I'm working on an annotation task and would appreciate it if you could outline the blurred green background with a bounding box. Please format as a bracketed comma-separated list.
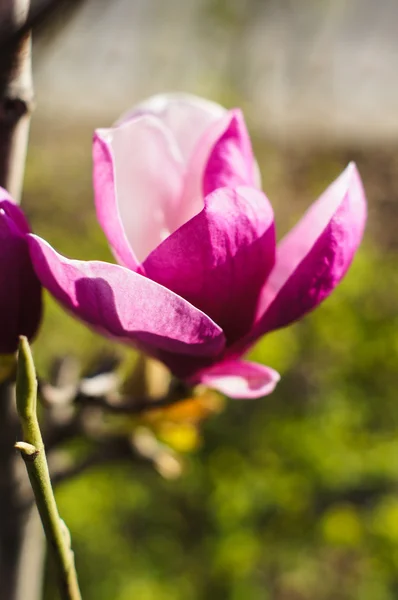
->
[23, 1, 398, 598]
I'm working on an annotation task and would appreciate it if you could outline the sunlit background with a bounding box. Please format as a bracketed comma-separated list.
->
[23, 1, 398, 598]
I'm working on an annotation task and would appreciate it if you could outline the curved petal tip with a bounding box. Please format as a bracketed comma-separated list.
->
[244, 161, 367, 345]
[196, 359, 280, 399]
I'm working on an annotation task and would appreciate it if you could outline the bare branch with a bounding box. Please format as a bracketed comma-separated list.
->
[42, 389, 191, 451]
[50, 437, 149, 489]
[41, 364, 193, 451]
[0, 0, 33, 200]
[75, 386, 192, 415]
[0, 0, 86, 50]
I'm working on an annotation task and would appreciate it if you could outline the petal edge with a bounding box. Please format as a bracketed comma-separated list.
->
[195, 359, 280, 399]
[28, 235, 226, 359]
[240, 162, 367, 349]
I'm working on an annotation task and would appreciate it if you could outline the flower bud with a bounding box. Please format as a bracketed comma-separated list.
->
[0, 193, 42, 354]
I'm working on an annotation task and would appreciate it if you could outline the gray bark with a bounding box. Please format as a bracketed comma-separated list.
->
[0, 2, 45, 599]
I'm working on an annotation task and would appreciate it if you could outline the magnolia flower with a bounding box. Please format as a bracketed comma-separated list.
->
[0, 190, 42, 353]
[28, 94, 367, 399]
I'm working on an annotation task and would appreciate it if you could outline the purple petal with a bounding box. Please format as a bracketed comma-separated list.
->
[177, 109, 261, 228]
[93, 130, 138, 271]
[203, 109, 257, 196]
[116, 93, 226, 162]
[28, 235, 226, 359]
[174, 112, 234, 227]
[239, 163, 367, 348]
[93, 116, 184, 267]
[0, 195, 31, 234]
[143, 186, 275, 344]
[0, 198, 42, 353]
[195, 359, 280, 399]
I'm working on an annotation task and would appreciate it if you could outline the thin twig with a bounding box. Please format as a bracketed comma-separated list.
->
[75, 388, 191, 414]
[42, 375, 193, 451]
[50, 436, 148, 488]
[43, 391, 189, 451]
[15, 337, 82, 600]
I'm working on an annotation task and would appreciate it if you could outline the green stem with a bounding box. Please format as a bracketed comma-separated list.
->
[15, 337, 82, 600]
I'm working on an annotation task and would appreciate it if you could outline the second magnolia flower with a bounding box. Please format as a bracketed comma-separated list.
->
[27, 94, 367, 398]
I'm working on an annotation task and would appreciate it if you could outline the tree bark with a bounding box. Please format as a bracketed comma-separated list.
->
[0, 2, 44, 600]
[0, 383, 23, 600]
[0, 0, 34, 200]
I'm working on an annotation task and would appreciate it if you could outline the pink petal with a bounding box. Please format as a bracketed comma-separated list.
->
[116, 93, 226, 163]
[176, 109, 261, 228]
[143, 186, 275, 344]
[28, 235, 226, 359]
[93, 116, 184, 267]
[240, 163, 367, 348]
[0, 195, 31, 234]
[195, 359, 280, 399]
[93, 132, 137, 270]
[0, 198, 42, 353]
[203, 109, 256, 196]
